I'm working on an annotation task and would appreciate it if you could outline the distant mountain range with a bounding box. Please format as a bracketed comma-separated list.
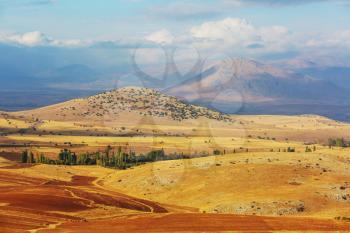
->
[1, 42, 350, 121]
[165, 58, 350, 121]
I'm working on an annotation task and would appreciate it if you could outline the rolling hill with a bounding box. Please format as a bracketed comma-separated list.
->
[13, 87, 230, 123]
[1, 86, 350, 142]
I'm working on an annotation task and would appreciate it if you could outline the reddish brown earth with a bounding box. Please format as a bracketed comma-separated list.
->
[0, 152, 21, 162]
[1, 164, 350, 232]
[0, 163, 36, 169]
[48, 213, 350, 233]
[0, 167, 168, 233]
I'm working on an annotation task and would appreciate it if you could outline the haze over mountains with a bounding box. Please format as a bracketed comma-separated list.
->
[168, 58, 350, 104]
[166, 58, 350, 121]
[1, 42, 350, 121]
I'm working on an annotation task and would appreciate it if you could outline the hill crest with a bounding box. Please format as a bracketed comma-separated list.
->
[13, 86, 231, 123]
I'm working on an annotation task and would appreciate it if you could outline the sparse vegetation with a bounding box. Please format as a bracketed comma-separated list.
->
[81, 87, 232, 122]
[328, 138, 350, 148]
[305, 146, 312, 152]
[20, 146, 223, 169]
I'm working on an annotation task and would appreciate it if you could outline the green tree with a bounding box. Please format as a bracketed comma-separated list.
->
[21, 150, 28, 163]
[305, 146, 312, 152]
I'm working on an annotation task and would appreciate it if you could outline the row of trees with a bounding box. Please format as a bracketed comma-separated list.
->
[20, 144, 321, 170]
[21, 150, 35, 163]
[21, 147, 180, 169]
[328, 138, 350, 148]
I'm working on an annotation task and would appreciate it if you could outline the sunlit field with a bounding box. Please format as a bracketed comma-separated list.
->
[2, 1, 350, 231]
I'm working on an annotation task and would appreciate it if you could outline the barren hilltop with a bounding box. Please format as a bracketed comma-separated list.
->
[14, 87, 230, 123]
[0, 86, 349, 142]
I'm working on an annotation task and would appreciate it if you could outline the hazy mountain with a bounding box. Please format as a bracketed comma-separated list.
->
[2, 42, 350, 122]
[298, 66, 350, 91]
[166, 58, 350, 121]
[0, 89, 100, 112]
[35, 64, 101, 90]
[0, 43, 131, 109]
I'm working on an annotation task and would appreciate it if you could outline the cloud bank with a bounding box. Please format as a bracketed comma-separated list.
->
[1, 16, 350, 66]
[0, 31, 86, 47]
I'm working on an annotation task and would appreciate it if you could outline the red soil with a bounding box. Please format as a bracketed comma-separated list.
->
[43, 213, 350, 233]
[1, 164, 350, 233]
[0, 163, 36, 169]
[0, 152, 21, 161]
[0, 170, 169, 232]
[44, 175, 96, 186]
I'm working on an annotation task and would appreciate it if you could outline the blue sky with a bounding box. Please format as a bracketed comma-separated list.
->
[1, 0, 349, 39]
[0, 0, 350, 67]
[2, 0, 350, 112]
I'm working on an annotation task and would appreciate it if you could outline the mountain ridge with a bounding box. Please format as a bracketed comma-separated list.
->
[166, 58, 350, 118]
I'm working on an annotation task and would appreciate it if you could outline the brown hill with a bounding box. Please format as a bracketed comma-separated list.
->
[13, 87, 230, 124]
[3, 86, 350, 141]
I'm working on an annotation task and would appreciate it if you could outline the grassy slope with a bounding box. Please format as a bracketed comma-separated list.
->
[1, 87, 350, 220]
[101, 148, 350, 218]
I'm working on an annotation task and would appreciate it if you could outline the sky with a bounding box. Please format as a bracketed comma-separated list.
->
[0, 0, 350, 66]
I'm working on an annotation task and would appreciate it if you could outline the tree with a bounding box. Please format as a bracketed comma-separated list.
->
[21, 151, 28, 163]
[147, 149, 165, 161]
[115, 146, 124, 169]
[287, 147, 295, 152]
[58, 149, 66, 162]
[328, 138, 335, 148]
[336, 138, 345, 147]
[213, 149, 221, 155]
[328, 138, 349, 148]
[27, 151, 35, 163]
[71, 152, 77, 165]
[305, 146, 312, 152]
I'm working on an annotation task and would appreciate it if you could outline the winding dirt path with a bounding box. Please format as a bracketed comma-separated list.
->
[1, 164, 350, 232]
[0, 167, 171, 233]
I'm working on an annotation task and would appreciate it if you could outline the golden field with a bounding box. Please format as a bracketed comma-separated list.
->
[1, 88, 350, 232]
[1, 138, 350, 232]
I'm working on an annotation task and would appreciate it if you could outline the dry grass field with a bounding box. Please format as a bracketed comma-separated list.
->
[1, 88, 350, 232]
[102, 149, 350, 217]
[1, 145, 350, 232]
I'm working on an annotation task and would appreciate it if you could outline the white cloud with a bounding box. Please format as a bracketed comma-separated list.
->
[188, 18, 291, 54]
[1, 19, 349, 67]
[145, 29, 174, 45]
[139, 18, 295, 64]
[190, 18, 256, 43]
[305, 30, 350, 49]
[0, 31, 86, 47]
[259, 26, 289, 42]
[52, 39, 85, 47]
[8, 31, 49, 46]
